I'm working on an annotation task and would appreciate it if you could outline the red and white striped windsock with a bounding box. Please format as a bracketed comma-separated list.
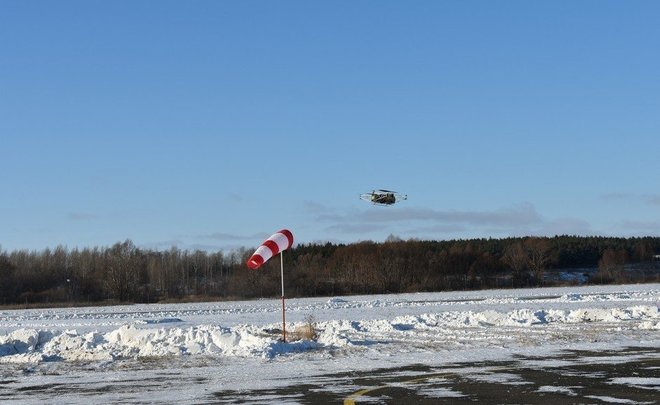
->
[246, 229, 294, 269]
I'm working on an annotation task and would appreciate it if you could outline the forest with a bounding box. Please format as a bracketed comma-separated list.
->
[0, 235, 659, 306]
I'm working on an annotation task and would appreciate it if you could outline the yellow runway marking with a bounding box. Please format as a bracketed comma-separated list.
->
[344, 387, 382, 405]
[343, 374, 446, 404]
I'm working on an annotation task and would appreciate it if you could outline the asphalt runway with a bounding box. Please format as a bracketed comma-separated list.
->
[2, 347, 657, 404]
[213, 347, 659, 404]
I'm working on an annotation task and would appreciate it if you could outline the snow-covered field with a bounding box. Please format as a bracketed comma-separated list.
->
[1, 283, 658, 404]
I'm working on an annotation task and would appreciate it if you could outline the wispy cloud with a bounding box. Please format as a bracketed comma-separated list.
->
[307, 201, 551, 238]
[227, 193, 244, 203]
[356, 203, 543, 226]
[601, 192, 660, 207]
[67, 212, 99, 222]
[645, 195, 660, 206]
[303, 201, 328, 214]
[615, 220, 660, 235]
[142, 239, 186, 250]
[201, 232, 266, 241]
[403, 223, 468, 236]
[601, 192, 634, 201]
[325, 223, 388, 234]
[140, 239, 246, 252]
[533, 217, 595, 236]
[318, 203, 540, 226]
[153, 231, 273, 253]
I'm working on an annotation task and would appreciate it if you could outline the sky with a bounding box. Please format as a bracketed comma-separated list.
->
[1, 0, 659, 253]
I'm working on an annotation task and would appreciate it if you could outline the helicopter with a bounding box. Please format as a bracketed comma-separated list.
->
[359, 189, 408, 206]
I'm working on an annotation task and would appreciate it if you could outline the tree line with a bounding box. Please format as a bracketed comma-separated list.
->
[0, 235, 658, 306]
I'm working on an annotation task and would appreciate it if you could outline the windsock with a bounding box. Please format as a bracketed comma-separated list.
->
[247, 229, 294, 269]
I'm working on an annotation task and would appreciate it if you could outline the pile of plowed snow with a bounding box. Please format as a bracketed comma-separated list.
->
[1, 300, 657, 364]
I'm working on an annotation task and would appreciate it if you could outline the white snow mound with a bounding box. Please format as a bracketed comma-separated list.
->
[1, 303, 657, 365]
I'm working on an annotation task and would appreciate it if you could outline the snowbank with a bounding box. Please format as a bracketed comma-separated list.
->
[1, 300, 657, 364]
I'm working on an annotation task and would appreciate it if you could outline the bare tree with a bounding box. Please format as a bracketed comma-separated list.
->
[0, 253, 16, 304]
[105, 240, 139, 301]
[598, 248, 627, 283]
[525, 238, 553, 285]
[502, 241, 528, 286]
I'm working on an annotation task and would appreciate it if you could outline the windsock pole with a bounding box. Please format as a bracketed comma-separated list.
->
[246, 229, 293, 343]
[280, 251, 286, 343]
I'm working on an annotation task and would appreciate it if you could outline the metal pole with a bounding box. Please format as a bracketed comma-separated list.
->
[280, 251, 286, 343]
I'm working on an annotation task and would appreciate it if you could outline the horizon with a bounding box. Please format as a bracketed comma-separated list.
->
[3, 233, 659, 255]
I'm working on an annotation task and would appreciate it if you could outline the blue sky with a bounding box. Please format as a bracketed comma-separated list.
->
[1, 0, 659, 252]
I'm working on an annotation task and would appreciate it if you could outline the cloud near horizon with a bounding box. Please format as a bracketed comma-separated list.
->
[307, 202, 588, 238]
[358, 203, 543, 226]
[613, 220, 660, 235]
[601, 192, 660, 207]
[201, 232, 268, 241]
[646, 195, 660, 206]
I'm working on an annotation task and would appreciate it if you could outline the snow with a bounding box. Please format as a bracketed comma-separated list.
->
[0, 283, 658, 403]
[609, 377, 660, 389]
[418, 386, 467, 398]
[585, 396, 655, 404]
[537, 385, 580, 396]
